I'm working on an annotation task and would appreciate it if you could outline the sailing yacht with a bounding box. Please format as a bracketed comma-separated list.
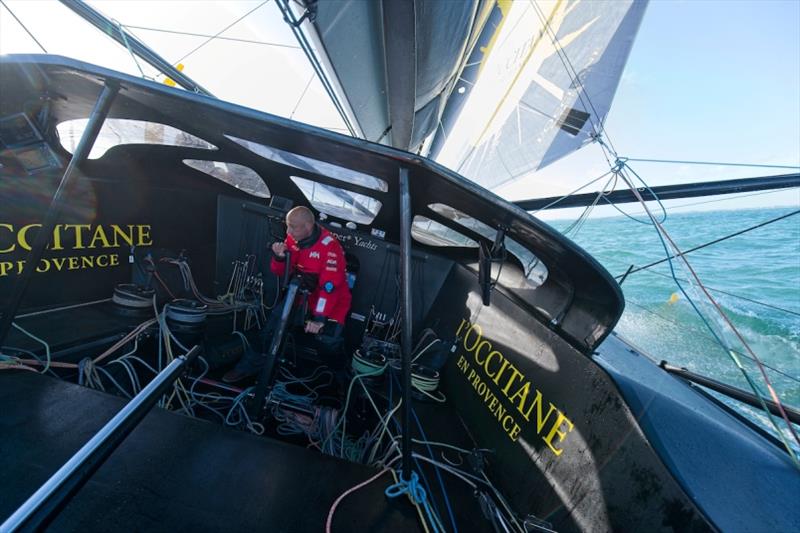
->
[1, 1, 798, 531]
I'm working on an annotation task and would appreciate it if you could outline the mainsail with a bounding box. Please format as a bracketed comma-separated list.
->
[435, 0, 648, 191]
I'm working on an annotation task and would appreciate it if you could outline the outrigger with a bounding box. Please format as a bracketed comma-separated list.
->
[0, 51, 798, 532]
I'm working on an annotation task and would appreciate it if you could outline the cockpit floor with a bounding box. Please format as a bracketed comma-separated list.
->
[0, 372, 421, 532]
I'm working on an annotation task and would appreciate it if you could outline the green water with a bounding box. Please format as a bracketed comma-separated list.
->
[548, 207, 800, 445]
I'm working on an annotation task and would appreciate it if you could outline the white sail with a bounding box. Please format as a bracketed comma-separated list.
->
[436, 0, 648, 191]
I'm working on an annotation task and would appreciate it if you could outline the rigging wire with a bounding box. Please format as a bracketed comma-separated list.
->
[275, 0, 358, 138]
[527, 169, 615, 215]
[172, 0, 270, 66]
[523, 0, 800, 457]
[0, 0, 48, 53]
[528, 0, 618, 154]
[603, 232, 800, 316]
[616, 165, 800, 458]
[121, 23, 300, 49]
[623, 187, 800, 215]
[636, 269, 800, 319]
[624, 158, 800, 170]
[289, 74, 315, 119]
[113, 19, 152, 81]
[624, 299, 800, 385]
[618, 209, 800, 279]
[533, 0, 799, 441]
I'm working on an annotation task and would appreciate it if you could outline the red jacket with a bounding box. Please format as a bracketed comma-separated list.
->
[270, 226, 352, 324]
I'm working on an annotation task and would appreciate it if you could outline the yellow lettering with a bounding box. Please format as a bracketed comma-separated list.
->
[0, 224, 15, 253]
[488, 397, 499, 412]
[509, 381, 531, 416]
[52, 258, 67, 271]
[523, 389, 558, 432]
[463, 324, 482, 352]
[111, 225, 135, 247]
[469, 370, 481, 388]
[501, 366, 524, 395]
[81, 256, 95, 268]
[0, 261, 12, 276]
[96, 254, 109, 267]
[474, 339, 492, 364]
[65, 224, 91, 249]
[508, 423, 521, 441]
[136, 225, 153, 246]
[456, 318, 469, 337]
[16, 260, 24, 274]
[35, 259, 51, 273]
[543, 413, 574, 456]
[68, 257, 80, 270]
[484, 350, 503, 379]
[492, 358, 511, 386]
[88, 226, 111, 249]
[18, 223, 42, 251]
[50, 225, 64, 251]
[109, 254, 119, 266]
[501, 414, 514, 432]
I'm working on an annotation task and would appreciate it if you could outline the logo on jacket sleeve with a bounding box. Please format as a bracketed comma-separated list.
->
[309, 251, 320, 259]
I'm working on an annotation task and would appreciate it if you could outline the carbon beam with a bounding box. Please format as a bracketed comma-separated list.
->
[514, 173, 800, 211]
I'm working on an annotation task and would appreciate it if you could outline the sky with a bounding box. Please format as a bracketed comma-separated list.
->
[495, 0, 800, 219]
[1, 0, 798, 220]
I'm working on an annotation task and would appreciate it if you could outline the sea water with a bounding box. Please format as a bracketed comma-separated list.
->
[548, 207, 800, 447]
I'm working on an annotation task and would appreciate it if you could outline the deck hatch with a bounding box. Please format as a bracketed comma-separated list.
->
[57, 119, 217, 159]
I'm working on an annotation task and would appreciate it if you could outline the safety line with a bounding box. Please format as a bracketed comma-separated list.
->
[173, 0, 270, 65]
[625, 158, 800, 170]
[617, 168, 800, 454]
[636, 269, 800, 319]
[122, 23, 300, 49]
[622, 187, 800, 214]
[625, 299, 800, 385]
[619, 209, 800, 278]
[0, 0, 48, 53]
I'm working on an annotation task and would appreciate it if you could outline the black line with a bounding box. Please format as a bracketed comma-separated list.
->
[0, 0, 48, 53]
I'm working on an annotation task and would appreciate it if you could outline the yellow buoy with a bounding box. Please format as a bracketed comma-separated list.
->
[668, 292, 679, 305]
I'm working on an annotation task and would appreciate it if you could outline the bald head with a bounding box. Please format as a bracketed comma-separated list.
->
[286, 206, 316, 241]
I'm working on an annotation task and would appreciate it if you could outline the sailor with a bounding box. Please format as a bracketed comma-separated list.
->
[223, 206, 352, 383]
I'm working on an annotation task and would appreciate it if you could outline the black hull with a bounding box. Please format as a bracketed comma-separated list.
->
[1, 56, 797, 532]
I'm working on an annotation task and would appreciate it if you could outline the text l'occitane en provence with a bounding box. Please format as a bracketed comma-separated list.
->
[454, 319, 574, 456]
[0, 223, 153, 277]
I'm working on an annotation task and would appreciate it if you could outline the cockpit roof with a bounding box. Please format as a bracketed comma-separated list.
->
[0, 54, 624, 353]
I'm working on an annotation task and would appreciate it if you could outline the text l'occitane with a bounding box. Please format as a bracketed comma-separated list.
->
[0, 223, 153, 277]
[455, 319, 574, 456]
